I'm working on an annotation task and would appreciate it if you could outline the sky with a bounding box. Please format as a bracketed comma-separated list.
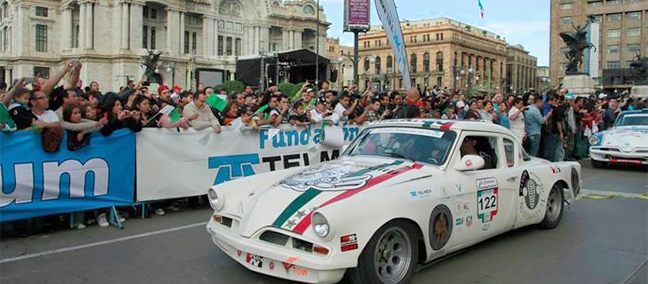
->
[319, 0, 550, 66]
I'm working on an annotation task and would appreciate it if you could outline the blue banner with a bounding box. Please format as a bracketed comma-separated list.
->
[0, 130, 136, 222]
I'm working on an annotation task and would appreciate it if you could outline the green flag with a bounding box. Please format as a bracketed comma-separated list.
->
[207, 94, 228, 112]
[169, 109, 180, 123]
[254, 104, 269, 116]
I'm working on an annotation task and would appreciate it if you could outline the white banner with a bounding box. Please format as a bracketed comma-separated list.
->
[375, 0, 411, 90]
[135, 125, 364, 201]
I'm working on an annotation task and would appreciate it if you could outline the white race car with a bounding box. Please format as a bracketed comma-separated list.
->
[206, 119, 581, 284]
[589, 109, 648, 168]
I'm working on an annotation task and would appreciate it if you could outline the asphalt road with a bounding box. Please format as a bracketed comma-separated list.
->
[1, 160, 646, 284]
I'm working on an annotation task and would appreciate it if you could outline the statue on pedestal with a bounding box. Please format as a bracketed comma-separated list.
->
[142, 49, 164, 85]
[629, 53, 648, 85]
[559, 15, 597, 75]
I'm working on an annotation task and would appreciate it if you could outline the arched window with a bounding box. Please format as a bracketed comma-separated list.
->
[364, 57, 370, 72]
[423, 52, 430, 73]
[410, 54, 417, 73]
[436, 51, 444, 72]
[386, 55, 393, 73]
[375, 56, 381, 74]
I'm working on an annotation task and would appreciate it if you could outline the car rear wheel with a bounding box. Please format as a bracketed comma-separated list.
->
[591, 159, 606, 168]
[539, 184, 564, 229]
[346, 220, 419, 284]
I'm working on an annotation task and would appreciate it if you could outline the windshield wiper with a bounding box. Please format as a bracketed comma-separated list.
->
[387, 152, 416, 163]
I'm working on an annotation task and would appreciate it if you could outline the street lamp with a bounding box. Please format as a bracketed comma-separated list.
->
[165, 62, 176, 87]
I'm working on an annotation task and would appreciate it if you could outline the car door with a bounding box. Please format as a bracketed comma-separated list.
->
[447, 132, 517, 246]
[498, 136, 529, 229]
[513, 139, 554, 229]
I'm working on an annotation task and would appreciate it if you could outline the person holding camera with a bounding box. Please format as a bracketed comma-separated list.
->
[508, 98, 526, 142]
[309, 97, 340, 125]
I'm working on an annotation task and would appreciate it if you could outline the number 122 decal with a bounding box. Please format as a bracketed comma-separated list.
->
[477, 188, 498, 223]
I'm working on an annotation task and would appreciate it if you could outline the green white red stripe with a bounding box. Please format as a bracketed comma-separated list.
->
[291, 163, 424, 234]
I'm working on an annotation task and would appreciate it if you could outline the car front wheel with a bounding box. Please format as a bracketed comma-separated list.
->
[346, 220, 419, 284]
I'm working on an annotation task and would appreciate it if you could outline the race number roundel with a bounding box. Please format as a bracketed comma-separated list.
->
[429, 205, 453, 250]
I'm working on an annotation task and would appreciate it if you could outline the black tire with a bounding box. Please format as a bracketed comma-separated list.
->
[591, 159, 606, 168]
[345, 220, 419, 284]
[539, 184, 564, 229]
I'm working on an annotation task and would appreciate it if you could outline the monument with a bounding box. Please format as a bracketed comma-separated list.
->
[142, 50, 164, 86]
[559, 15, 597, 97]
[629, 53, 648, 98]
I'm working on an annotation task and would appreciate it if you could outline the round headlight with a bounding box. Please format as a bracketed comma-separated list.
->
[311, 212, 330, 238]
[588, 135, 599, 146]
[207, 188, 223, 211]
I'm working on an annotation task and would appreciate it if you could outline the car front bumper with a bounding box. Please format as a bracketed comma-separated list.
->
[206, 217, 347, 284]
[590, 148, 648, 165]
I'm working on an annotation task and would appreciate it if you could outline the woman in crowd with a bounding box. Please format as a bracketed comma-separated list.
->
[464, 100, 481, 121]
[441, 102, 457, 120]
[496, 102, 510, 129]
[100, 93, 143, 136]
[222, 101, 240, 126]
[63, 105, 91, 151]
[132, 95, 158, 127]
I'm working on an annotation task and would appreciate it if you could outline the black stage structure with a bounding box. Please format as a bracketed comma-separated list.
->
[236, 49, 329, 89]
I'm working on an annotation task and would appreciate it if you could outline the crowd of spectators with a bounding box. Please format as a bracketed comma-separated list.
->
[1, 60, 646, 234]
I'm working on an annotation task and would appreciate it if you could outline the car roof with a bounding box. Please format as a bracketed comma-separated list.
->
[365, 119, 515, 136]
[619, 109, 648, 116]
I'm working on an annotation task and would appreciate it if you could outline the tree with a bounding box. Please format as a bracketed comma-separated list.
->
[277, 82, 296, 98]
[216, 80, 245, 93]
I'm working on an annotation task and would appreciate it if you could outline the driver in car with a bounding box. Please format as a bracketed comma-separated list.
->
[460, 136, 495, 169]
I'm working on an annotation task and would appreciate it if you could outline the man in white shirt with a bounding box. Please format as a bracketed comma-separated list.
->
[309, 97, 340, 125]
[508, 98, 526, 142]
[333, 93, 358, 122]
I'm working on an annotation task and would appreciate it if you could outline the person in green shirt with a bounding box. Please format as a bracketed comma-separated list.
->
[0, 78, 26, 133]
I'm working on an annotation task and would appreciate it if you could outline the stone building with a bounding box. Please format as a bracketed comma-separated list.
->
[357, 17, 509, 95]
[0, 0, 328, 91]
[506, 44, 538, 94]
[325, 37, 353, 88]
[550, 0, 648, 87]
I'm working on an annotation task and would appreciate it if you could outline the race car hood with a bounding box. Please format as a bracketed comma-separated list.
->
[234, 156, 434, 238]
[602, 127, 648, 152]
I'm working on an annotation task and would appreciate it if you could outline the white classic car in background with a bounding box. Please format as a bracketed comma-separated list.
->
[589, 109, 648, 168]
[206, 119, 581, 284]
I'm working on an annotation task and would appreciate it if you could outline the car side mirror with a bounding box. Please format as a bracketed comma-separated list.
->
[455, 155, 485, 171]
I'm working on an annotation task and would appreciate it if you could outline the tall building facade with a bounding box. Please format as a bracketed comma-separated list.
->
[550, 0, 648, 88]
[358, 17, 509, 94]
[325, 37, 353, 87]
[0, 0, 328, 91]
[506, 44, 538, 94]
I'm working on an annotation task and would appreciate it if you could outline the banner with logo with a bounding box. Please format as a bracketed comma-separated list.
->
[0, 130, 136, 222]
[135, 125, 364, 202]
[375, 0, 411, 90]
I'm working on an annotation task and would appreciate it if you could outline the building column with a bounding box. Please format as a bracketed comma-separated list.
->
[78, 3, 86, 50]
[253, 26, 260, 54]
[166, 8, 180, 56]
[203, 15, 215, 57]
[213, 19, 218, 57]
[120, 3, 130, 50]
[289, 30, 295, 50]
[84, 2, 94, 50]
[245, 26, 252, 55]
[294, 30, 302, 49]
[179, 12, 185, 54]
[129, 3, 143, 50]
[260, 26, 269, 52]
[61, 6, 73, 49]
[282, 29, 289, 50]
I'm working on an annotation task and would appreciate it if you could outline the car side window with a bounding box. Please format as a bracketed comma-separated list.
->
[503, 138, 515, 167]
[460, 135, 499, 170]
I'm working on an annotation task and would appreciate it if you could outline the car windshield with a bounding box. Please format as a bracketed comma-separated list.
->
[615, 114, 648, 127]
[345, 127, 457, 166]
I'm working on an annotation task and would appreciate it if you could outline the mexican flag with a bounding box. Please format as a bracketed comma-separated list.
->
[207, 94, 228, 112]
[478, 0, 485, 19]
